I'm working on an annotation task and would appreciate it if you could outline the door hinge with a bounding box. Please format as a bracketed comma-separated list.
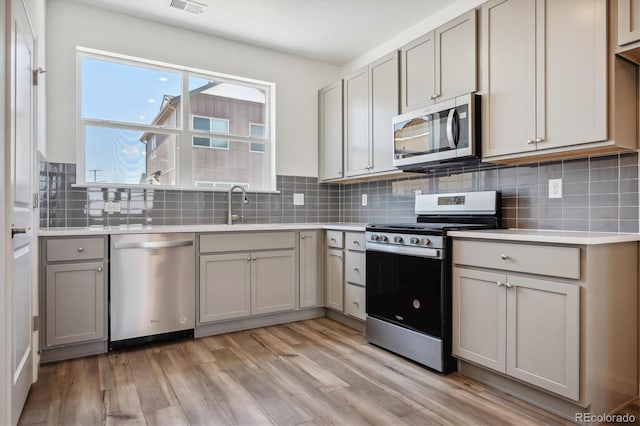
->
[33, 192, 38, 209]
[32, 315, 39, 332]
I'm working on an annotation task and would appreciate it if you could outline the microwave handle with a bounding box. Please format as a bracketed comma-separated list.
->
[446, 108, 459, 149]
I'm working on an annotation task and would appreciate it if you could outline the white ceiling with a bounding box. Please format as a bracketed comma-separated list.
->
[70, 0, 457, 66]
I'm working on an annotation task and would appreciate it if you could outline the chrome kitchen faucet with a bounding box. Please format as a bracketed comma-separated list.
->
[227, 185, 249, 224]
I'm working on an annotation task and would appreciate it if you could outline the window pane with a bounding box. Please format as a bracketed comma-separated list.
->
[81, 57, 181, 127]
[211, 138, 229, 149]
[188, 76, 266, 138]
[193, 116, 210, 131]
[85, 125, 176, 185]
[250, 142, 265, 153]
[250, 123, 265, 139]
[193, 136, 211, 147]
[211, 118, 229, 133]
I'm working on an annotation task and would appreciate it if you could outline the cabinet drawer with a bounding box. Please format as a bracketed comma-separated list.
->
[46, 237, 105, 262]
[345, 250, 366, 285]
[344, 283, 366, 320]
[345, 232, 365, 251]
[453, 240, 580, 280]
[200, 232, 295, 253]
[326, 230, 344, 248]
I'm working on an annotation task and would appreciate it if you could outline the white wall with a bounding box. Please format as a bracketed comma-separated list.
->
[340, 0, 486, 75]
[46, 0, 339, 177]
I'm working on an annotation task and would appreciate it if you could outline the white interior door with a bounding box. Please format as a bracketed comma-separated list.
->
[9, 0, 35, 423]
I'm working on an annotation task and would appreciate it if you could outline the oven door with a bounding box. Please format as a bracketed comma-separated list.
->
[366, 247, 444, 338]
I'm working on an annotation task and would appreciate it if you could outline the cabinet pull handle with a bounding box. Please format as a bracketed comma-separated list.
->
[353, 300, 359, 306]
[338, 255, 342, 260]
[97, 267, 103, 272]
[526, 139, 536, 144]
[505, 282, 514, 289]
[252, 257, 257, 261]
[353, 240, 360, 245]
[301, 235, 309, 239]
[247, 257, 251, 261]
[77, 247, 84, 252]
[330, 238, 336, 242]
[534, 138, 544, 143]
[353, 267, 359, 272]
[501, 254, 509, 260]
[497, 281, 505, 287]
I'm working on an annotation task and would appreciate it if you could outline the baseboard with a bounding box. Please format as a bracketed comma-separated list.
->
[325, 309, 365, 332]
[40, 340, 108, 363]
[195, 307, 326, 337]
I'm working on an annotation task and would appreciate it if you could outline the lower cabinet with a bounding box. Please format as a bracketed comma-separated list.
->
[451, 237, 638, 418]
[325, 248, 344, 311]
[200, 249, 296, 322]
[299, 231, 322, 308]
[452, 266, 579, 400]
[41, 236, 108, 362]
[45, 262, 106, 346]
[198, 232, 298, 325]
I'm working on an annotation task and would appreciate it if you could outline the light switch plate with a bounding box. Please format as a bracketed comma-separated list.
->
[293, 193, 304, 206]
[549, 179, 562, 199]
[362, 194, 368, 206]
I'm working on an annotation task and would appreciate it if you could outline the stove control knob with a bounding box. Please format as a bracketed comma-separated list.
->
[380, 235, 389, 242]
[394, 236, 404, 244]
[370, 234, 379, 241]
[409, 237, 420, 245]
[422, 238, 431, 245]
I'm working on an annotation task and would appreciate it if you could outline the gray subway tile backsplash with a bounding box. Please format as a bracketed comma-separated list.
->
[39, 152, 639, 233]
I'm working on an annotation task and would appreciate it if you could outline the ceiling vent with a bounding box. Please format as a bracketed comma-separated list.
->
[169, 0, 206, 14]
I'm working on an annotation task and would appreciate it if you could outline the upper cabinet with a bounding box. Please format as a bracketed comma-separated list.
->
[616, 0, 640, 63]
[482, 0, 637, 162]
[344, 51, 399, 178]
[401, 10, 477, 112]
[318, 81, 343, 181]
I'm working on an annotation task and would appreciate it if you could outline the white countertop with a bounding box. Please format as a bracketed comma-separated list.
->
[38, 223, 368, 237]
[448, 228, 640, 245]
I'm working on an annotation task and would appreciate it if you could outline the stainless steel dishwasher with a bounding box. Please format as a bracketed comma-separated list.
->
[110, 233, 195, 346]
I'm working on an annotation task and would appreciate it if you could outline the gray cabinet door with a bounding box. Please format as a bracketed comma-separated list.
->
[319, 80, 343, 181]
[481, 0, 537, 157]
[300, 231, 322, 308]
[252, 249, 297, 315]
[506, 274, 580, 401]
[369, 51, 399, 174]
[45, 262, 105, 347]
[401, 31, 436, 112]
[199, 252, 252, 323]
[541, 0, 606, 150]
[452, 267, 506, 372]
[436, 9, 477, 103]
[344, 67, 371, 177]
[325, 248, 344, 311]
[618, 0, 640, 45]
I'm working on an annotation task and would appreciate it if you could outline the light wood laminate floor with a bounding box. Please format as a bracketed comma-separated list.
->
[16, 318, 628, 425]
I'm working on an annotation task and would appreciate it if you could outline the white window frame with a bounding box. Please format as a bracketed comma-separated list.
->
[76, 46, 277, 192]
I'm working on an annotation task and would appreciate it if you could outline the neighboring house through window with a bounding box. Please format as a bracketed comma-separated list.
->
[78, 47, 276, 190]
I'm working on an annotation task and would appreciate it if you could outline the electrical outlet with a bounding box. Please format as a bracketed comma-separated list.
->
[414, 190, 423, 195]
[362, 194, 368, 206]
[293, 193, 304, 206]
[549, 179, 563, 199]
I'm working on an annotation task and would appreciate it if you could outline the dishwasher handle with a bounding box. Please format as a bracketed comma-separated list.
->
[113, 239, 194, 250]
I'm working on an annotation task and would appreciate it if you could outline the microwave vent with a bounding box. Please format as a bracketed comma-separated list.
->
[169, 0, 206, 14]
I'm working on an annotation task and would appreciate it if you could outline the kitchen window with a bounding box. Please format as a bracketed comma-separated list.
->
[77, 47, 276, 191]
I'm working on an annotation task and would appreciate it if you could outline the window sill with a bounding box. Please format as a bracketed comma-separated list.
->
[71, 183, 281, 194]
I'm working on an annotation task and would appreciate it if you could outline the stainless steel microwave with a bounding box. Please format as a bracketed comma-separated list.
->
[392, 93, 479, 170]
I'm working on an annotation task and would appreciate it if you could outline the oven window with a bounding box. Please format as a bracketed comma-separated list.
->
[366, 250, 444, 337]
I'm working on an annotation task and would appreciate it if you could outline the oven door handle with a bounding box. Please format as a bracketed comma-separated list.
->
[366, 243, 441, 259]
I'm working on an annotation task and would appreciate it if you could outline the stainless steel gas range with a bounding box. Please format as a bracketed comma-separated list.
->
[365, 191, 501, 373]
